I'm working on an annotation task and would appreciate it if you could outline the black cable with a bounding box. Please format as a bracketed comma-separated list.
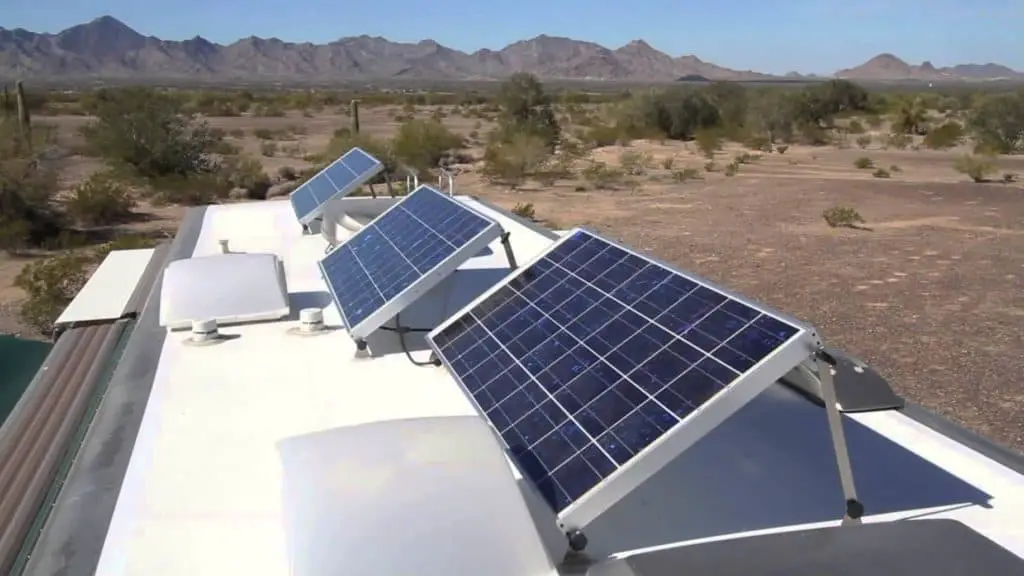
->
[393, 313, 439, 367]
[379, 325, 432, 333]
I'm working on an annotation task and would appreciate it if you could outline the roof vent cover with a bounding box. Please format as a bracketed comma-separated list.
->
[160, 252, 290, 330]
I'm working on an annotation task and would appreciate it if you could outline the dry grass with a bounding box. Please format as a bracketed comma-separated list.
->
[3, 106, 1024, 452]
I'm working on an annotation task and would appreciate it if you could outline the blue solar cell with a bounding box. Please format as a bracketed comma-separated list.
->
[341, 147, 380, 176]
[320, 186, 501, 338]
[290, 147, 384, 225]
[428, 229, 805, 516]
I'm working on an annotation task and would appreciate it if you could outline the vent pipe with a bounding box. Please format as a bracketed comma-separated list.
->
[298, 308, 325, 333]
[190, 319, 219, 342]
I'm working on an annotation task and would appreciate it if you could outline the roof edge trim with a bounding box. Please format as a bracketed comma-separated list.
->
[21, 206, 208, 576]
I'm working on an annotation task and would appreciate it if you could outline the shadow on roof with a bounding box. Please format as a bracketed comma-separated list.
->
[576, 384, 991, 556]
[365, 267, 514, 357]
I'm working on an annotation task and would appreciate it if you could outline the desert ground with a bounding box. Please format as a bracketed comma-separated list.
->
[3, 104, 1023, 450]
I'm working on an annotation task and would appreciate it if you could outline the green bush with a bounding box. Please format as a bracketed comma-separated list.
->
[481, 132, 550, 188]
[391, 119, 463, 172]
[872, 168, 891, 179]
[953, 154, 997, 183]
[14, 250, 95, 334]
[854, 156, 874, 169]
[581, 161, 623, 189]
[67, 171, 136, 225]
[855, 135, 872, 149]
[81, 87, 219, 179]
[823, 206, 865, 229]
[923, 122, 964, 150]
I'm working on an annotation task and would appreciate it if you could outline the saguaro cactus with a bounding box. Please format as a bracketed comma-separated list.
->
[15, 80, 32, 152]
[350, 99, 360, 134]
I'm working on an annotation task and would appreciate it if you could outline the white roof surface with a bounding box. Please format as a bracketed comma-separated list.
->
[88, 197, 1024, 575]
[55, 248, 155, 326]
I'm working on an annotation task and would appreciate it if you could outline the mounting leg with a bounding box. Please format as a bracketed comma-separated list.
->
[354, 339, 370, 359]
[815, 348, 863, 525]
[500, 232, 519, 270]
[566, 529, 588, 552]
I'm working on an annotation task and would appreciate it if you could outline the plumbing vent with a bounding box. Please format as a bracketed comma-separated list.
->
[160, 252, 290, 330]
[288, 308, 330, 337]
[184, 319, 226, 347]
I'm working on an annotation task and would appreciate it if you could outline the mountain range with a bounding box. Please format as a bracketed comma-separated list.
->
[0, 16, 1021, 83]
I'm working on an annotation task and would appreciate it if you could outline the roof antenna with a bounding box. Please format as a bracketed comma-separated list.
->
[815, 347, 865, 525]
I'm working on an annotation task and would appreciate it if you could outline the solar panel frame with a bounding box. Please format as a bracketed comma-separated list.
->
[290, 147, 385, 226]
[320, 185, 504, 341]
[425, 227, 820, 531]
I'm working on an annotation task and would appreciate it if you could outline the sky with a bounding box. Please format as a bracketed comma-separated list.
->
[4, 0, 1023, 75]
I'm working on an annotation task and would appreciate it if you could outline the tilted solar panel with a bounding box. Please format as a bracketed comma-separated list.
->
[427, 228, 819, 530]
[290, 147, 384, 226]
[319, 185, 503, 341]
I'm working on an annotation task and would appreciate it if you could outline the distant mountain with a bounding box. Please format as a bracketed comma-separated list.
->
[0, 17, 1019, 83]
[836, 53, 1023, 81]
[0, 17, 776, 82]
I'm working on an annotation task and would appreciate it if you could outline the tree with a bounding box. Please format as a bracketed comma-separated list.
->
[968, 92, 1024, 154]
[495, 73, 560, 148]
[391, 119, 463, 172]
[82, 87, 219, 178]
[892, 97, 929, 135]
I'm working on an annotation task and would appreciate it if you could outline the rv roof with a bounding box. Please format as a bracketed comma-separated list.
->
[17, 195, 1024, 576]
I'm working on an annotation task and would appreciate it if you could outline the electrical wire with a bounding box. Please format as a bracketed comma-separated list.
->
[393, 313, 439, 367]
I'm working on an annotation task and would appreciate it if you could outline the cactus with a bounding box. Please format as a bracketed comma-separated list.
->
[350, 99, 360, 134]
[15, 80, 31, 152]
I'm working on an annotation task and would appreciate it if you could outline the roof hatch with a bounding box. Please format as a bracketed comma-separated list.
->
[159, 252, 290, 330]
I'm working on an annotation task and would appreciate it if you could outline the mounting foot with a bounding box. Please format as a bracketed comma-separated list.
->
[354, 339, 370, 359]
[566, 529, 588, 552]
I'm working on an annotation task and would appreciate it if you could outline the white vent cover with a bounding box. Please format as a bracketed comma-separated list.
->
[159, 252, 290, 330]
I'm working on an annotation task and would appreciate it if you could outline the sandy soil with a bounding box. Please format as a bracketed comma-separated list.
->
[3, 107, 1023, 450]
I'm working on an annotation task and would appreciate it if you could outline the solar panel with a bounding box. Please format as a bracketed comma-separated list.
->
[426, 228, 819, 530]
[319, 185, 504, 341]
[290, 147, 385, 226]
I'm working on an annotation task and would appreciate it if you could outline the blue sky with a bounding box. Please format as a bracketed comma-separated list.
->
[4, 0, 1022, 74]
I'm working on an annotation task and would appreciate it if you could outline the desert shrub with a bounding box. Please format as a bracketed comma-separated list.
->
[581, 161, 623, 189]
[585, 123, 626, 147]
[511, 202, 536, 221]
[392, 119, 463, 172]
[884, 133, 912, 150]
[872, 168, 891, 179]
[219, 156, 271, 198]
[0, 147, 63, 253]
[661, 156, 675, 170]
[149, 173, 228, 205]
[67, 171, 136, 225]
[953, 154, 997, 183]
[81, 87, 218, 179]
[672, 168, 700, 182]
[277, 166, 298, 181]
[847, 119, 866, 134]
[853, 156, 874, 169]
[494, 73, 560, 149]
[253, 128, 273, 140]
[855, 135, 872, 149]
[775, 144, 789, 155]
[889, 164, 903, 173]
[260, 141, 277, 157]
[822, 206, 865, 229]
[1002, 172, 1017, 183]
[704, 160, 717, 172]
[967, 92, 1024, 154]
[14, 250, 95, 333]
[619, 150, 651, 176]
[694, 129, 721, 159]
[482, 132, 550, 188]
[724, 162, 739, 176]
[923, 122, 964, 150]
